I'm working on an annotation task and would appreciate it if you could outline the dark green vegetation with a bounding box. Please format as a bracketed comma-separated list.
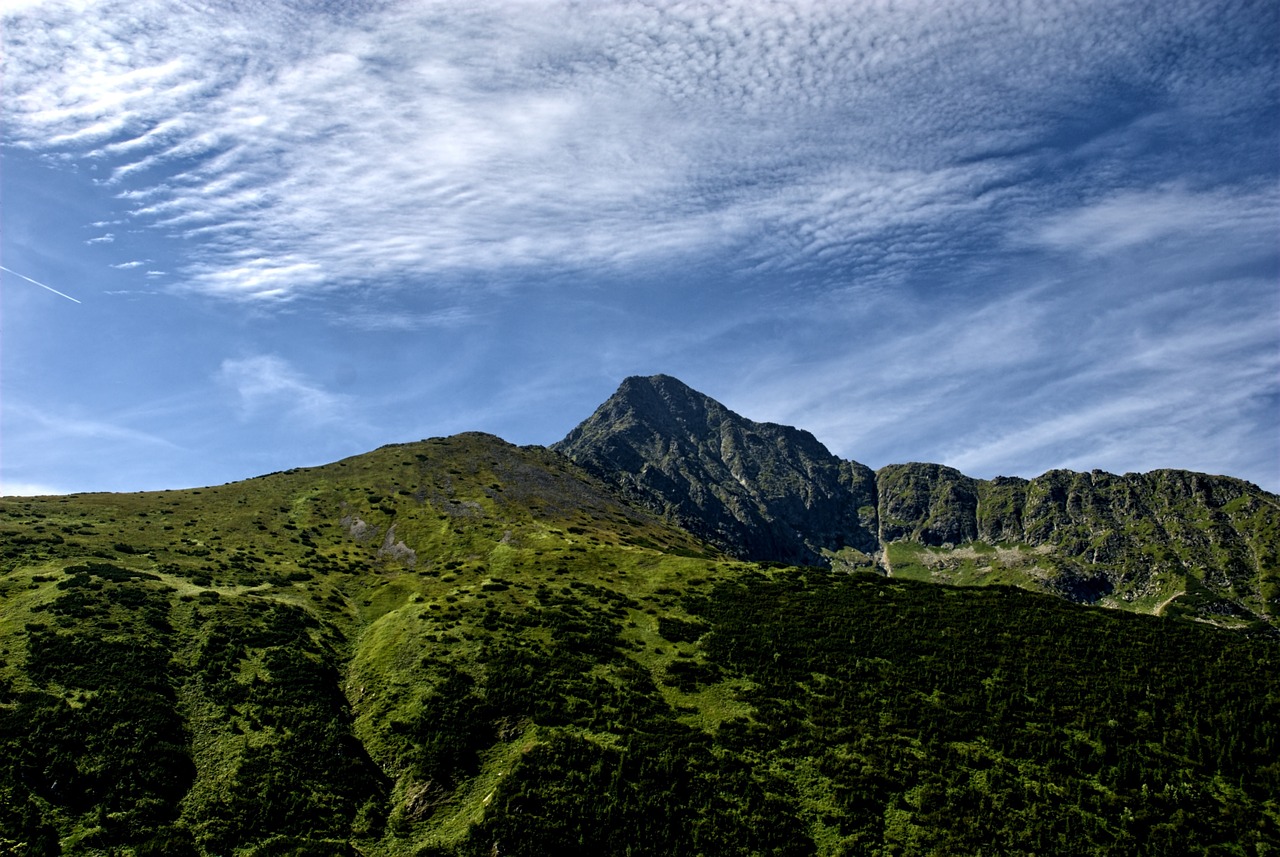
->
[1, 377, 1278, 855]
[694, 571, 1278, 854]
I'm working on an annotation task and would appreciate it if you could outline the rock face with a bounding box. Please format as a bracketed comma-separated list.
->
[878, 463, 1278, 615]
[553, 375, 878, 566]
[876, 463, 979, 546]
[556, 375, 1279, 628]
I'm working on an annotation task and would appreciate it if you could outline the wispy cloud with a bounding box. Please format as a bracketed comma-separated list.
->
[2, 0, 1275, 495]
[338, 306, 476, 332]
[218, 354, 347, 422]
[5, 0, 1273, 300]
[7, 401, 177, 447]
[1031, 182, 1279, 258]
[727, 265, 1279, 490]
[0, 481, 70, 497]
[0, 393, 217, 494]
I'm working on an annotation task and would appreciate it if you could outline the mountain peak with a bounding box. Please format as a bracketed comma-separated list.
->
[604, 373, 722, 421]
[554, 376, 879, 565]
[580, 374, 832, 456]
[593, 374, 717, 433]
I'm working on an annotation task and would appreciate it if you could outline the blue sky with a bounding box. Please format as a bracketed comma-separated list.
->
[2, 0, 1277, 496]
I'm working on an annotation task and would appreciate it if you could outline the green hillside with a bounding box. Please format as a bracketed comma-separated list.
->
[1, 432, 1277, 855]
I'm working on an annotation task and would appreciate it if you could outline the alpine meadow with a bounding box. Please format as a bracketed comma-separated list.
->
[1, 376, 1276, 856]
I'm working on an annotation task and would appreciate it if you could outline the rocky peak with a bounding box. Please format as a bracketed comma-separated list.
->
[876, 462, 979, 546]
[553, 375, 879, 565]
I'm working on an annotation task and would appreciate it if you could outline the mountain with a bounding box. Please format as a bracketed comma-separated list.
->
[877, 464, 1278, 625]
[0, 433, 730, 856]
[553, 374, 879, 567]
[556, 375, 1279, 631]
[1, 387, 1278, 855]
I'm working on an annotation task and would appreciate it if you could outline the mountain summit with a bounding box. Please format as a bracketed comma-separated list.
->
[553, 375, 879, 566]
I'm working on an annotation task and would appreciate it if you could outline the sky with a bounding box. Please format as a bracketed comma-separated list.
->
[1, 0, 1277, 497]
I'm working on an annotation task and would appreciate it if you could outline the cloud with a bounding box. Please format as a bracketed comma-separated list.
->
[85, 233, 114, 244]
[5, 0, 1273, 300]
[110, 260, 145, 268]
[7, 401, 177, 447]
[723, 265, 1279, 492]
[337, 306, 476, 332]
[218, 354, 347, 422]
[1032, 183, 1280, 258]
[0, 481, 69, 497]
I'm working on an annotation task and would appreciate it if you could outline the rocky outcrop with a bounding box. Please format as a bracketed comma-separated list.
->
[876, 462, 1277, 615]
[876, 463, 979, 546]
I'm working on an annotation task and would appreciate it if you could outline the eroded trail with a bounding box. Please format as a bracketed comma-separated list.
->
[879, 543, 893, 577]
[1154, 590, 1184, 616]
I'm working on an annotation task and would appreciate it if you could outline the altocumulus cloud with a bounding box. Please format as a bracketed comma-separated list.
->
[3, 0, 1271, 299]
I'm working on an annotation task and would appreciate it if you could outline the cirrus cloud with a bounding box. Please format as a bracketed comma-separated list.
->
[218, 354, 347, 422]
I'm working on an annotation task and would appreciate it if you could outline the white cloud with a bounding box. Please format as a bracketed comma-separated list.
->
[715, 263, 1280, 492]
[0, 0, 51, 13]
[218, 354, 347, 422]
[2, 0, 1275, 495]
[338, 306, 476, 332]
[6, 0, 1270, 299]
[0, 481, 70, 496]
[1032, 183, 1280, 257]
[7, 401, 177, 447]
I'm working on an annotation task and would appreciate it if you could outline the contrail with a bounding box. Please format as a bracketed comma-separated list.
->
[0, 264, 82, 303]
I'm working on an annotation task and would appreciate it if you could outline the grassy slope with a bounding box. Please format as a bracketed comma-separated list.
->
[1, 434, 1277, 856]
[0, 434, 746, 855]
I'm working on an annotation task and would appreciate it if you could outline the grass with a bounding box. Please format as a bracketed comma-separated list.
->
[885, 540, 1056, 591]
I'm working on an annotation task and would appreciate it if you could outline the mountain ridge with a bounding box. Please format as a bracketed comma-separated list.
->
[555, 374, 1279, 630]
